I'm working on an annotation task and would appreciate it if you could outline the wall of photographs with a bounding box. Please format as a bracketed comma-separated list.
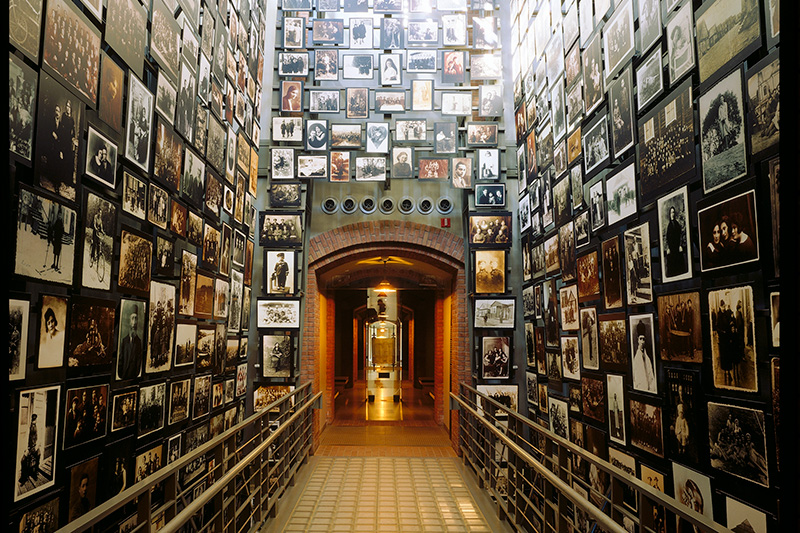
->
[511, 0, 780, 529]
[8, 0, 268, 527]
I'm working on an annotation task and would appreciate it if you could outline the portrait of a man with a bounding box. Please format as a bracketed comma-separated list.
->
[117, 299, 145, 380]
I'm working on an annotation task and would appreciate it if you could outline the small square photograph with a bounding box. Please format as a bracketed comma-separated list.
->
[346, 87, 369, 119]
[391, 147, 414, 179]
[343, 54, 374, 80]
[407, 50, 437, 73]
[350, 18, 373, 48]
[418, 158, 449, 180]
[354, 157, 387, 181]
[475, 183, 505, 207]
[312, 19, 344, 45]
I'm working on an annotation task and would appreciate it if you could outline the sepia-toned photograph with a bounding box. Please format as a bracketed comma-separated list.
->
[580, 307, 599, 371]
[193, 375, 211, 420]
[479, 85, 503, 118]
[745, 51, 779, 158]
[623, 222, 652, 304]
[474, 249, 505, 294]
[168, 379, 190, 425]
[278, 52, 309, 77]
[561, 336, 580, 380]
[15, 385, 60, 502]
[658, 291, 702, 363]
[726, 497, 768, 533]
[63, 384, 108, 449]
[441, 92, 472, 115]
[174, 321, 196, 367]
[605, 162, 637, 226]
[577, 251, 600, 302]
[698, 189, 759, 272]
[466, 123, 498, 147]
[589, 179, 605, 232]
[582, 112, 610, 176]
[474, 298, 515, 329]
[125, 73, 155, 174]
[666, 2, 695, 85]
[708, 285, 757, 392]
[666, 368, 701, 465]
[355, 156, 387, 181]
[391, 147, 413, 179]
[272, 117, 303, 143]
[609, 66, 634, 157]
[259, 213, 302, 247]
[606, 373, 626, 445]
[695, 0, 760, 84]
[629, 313, 657, 393]
[262, 334, 293, 378]
[283, 16, 305, 48]
[470, 54, 502, 81]
[66, 297, 115, 368]
[549, 397, 570, 440]
[559, 284, 579, 332]
[411, 79, 433, 111]
[581, 33, 605, 116]
[629, 398, 664, 457]
[451, 157, 472, 189]
[601, 236, 623, 309]
[481, 336, 510, 379]
[469, 214, 511, 246]
[257, 299, 301, 329]
[581, 375, 605, 423]
[67, 456, 98, 524]
[418, 158, 448, 180]
[600, 313, 628, 370]
[146, 281, 175, 374]
[707, 402, 768, 487]
[9, 52, 38, 162]
[433, 122, 456, 153]
[375, 89, 405, 113]
[672, 462, 715, 528]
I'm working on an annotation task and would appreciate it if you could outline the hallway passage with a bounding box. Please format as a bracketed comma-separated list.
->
[261, 425, 514, 532]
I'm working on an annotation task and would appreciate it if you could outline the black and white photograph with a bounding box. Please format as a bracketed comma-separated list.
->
[66, 456, 98, 523]
[15, 186, 77, 286]
[589, 179, 605, 232]
[560, 284, 580, 331]
[605, 162, 637, 226]
[394, 119, 425, 142]
[544, 34, 565, 85]
[657, 186, 692, 282]
[637, 79, 695, 201]
[355, 156, 387, 181]
[474, 298, 515, 329]
[481, 336, 510, 379]
[80, 192, 116, 291]
[257, 299, 301, 329]
[442, 13, 467, 46]
[305, 119, 329, 151]
[309, 90, 339, 114]
[122, 171, 147, 221]
[268, 184, 302, 209]
[582, 375, 605, 423]
[451, 157, 472, 189]
[582, 112, 610, 176]
[623, 222, 652, 304]
[66, 296, 115, 368]
[391, 147, 414, 179]
[726, 498, 767, 533]
[206, 116, 226, 175]
[380, 18, 403, 49]
[602, 0, 635, 80]
[666, 368, 701, 464]
[136, 383, 166, 441]
[561, 336, 581, 380]
[474, 249, 505, 294]
[441, 92, 472, 115]
[312, 19, 344, 45]
[666, 2, 695, 85]
[566, 83, 583, 134]
[146, 281, 175, 374]
[105, 0, 147, 77]
[212, 277, 229, 321]
[148, 183, 170, 230]
[228, 271, 243, 333]
[9, 52, 37, 162]
[366, 122, 390, 153]
[342, 55, 373, 80]
[476, 385, 518, 417]
[601, 237, 624, 309]
[9, 0, 43, 63]
[262, 334, 293, 378]
[549, 397, 570, 440]
[407, 50, 437, 73]
[266, 250, 295, 295]
[278, 52, 309, 77]
[349, 18, 373, 48]
[637, 0, 662, 53]
[577, 251, 600, 302]
[581, 33, 605, 116]
[178, 251, 196, 317]
[658, 291, 702, 363]
[606, 373, 626, 445]
[478, 83, 502, 118]
[407, 20, 438, 46]
[282, 17, 305, 49]
[193, 374, 211, 419]
[628, 313, 657, 394]
[375, 89, 406, 113]
[575, 211, 591, 248]
[745, 51, 779, 159]
[272, 117, 303, 142]
[41, 0, 100, 106]
[565, 42, 582, 91]
[698, 189, 759, 271]
[629, 398, 664, 457]
[544, 234, 560, 276]
[168, 379, 190, 425]
[526, 371, 538, 407]
[271, 148, 295, 181]
[174, 321, 196, 367]
[150, 0, 181, 83]
[63, 384, 108, 449]
[477, 149, 500, 181]
[258, 213, 302, 247]
[708, 285, 757, 392]
[470, 54, 502, 81]
[699, 68, 747, 193]
[37, 294, 67, 369]
[34, 72, 83, 202]
[297, 155, 328, 179]
[707, 402, 768, 487]
[311, 50, 338, 83]
[153, 121, 183, 192]
[609, 67, 634, 157]
[15, 385, 60, 502]
[550, 80, 567, 143]
[442, 51, 466, 84]
[125, 73, 155, 174]
[695, 0, 760, 85]
[580, 307, 600, 371]
[375, 0, 403, 12]
[467, 123, 499, 147]
[475, 184, 505, 208]
[636, 49, 664, 113]
[9, 298, 30, 381]
[672, 463, 715, 528]
[433, 122, 456, 153]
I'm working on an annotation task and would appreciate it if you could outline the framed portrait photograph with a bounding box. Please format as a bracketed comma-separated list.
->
[565, 40, 582, 91]
[262, 333, 294, 378]
[110, 389, 137, 434]
[312, 19, 344, 45]
[470, 54, 502, 81]
[42, 0, 100, 106]
[271, 148, 294, 181]
[153, 121, 183, 193]
[375, 89, 406, 113]
[466, 122, 498, 147]
[279, 80, 303, 113]
[308, 90, 339, 114]
[442, 13, 467, 45]
[15, 186, 77, 286]
[708, 285, 757, 392]
[311, 49, 338, 82]
[403, 51, 436, 77]
[707, 402, 768, 486]
[366, 122, 390, 153]
[344, 87, 369, 120]
[257, 299, 301, 329]
[355, 156, 387, 181]
[259, 212, 303, 247]
[441, 92, 472, 116]
[380, 18, 404, 49]
[265, 250, 296, 295]
[666, 2, 695, 86]
[410, 80, 434, 112]
[602, 0, 635, 81]
[605, 161, 638, 226]
[305, 119, 329, 151]
[278, 52, 309, 78]
[350, 18, 374, 48]
[566, 82, 583, 133]
[268, 184, 302, 209]
[177, 250, 197, 316]
[606, 373, 627, 445]
[63, 384, 108, 449]
[745, 50, 779, 160]
[15, 386, 61, 504]
[468, 213, 512, 246]
[9, 52, 38, 162]
[697, 189, 759, 272]
[429, 122, 455, 153]
[124, 73, 154, 174]
[330, 151, 351, 182]
[601, 237, 624, 309]
[391, 147, 414, 179]
[378, 54, 403, 86]
[476, 84, 504, 119]
[415, 157, 447, 181]
[407, 20, 438, 46]
[581, 33, 605, 116]
[658, 291, 702, 363]
[328, 125, 362, 151]
[282, 17, 306, 49]
[608, 66, 634, 158]
[582, 111, 610, 177]
[481, 336, 510, 379]
[147, 183, 170, 231]
[474, 298, 515, 329]
[475, 149, 499, 181]
[699, 68, 747, 193]
[146, 281, 175, 374]
[635, 48, 664, 114]
[442, 51, 466, 84]
[343, 54, 374, 80]
[657, 186, 692, 282]
[475, 183, 505, 207]
[695, 0, 760, 87]
[34, 72, 83, 202]
[474, 249, 505, 294]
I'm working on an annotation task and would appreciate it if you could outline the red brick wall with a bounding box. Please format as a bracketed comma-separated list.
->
[302, 220, 468, 445]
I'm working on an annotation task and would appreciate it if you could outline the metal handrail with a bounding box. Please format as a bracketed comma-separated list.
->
[453, 384, 729, 533]
[58, 383, 319, 533]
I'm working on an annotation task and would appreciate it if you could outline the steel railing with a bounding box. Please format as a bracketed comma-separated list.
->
[452, 384, 729, 533]
[58, 383, 322, 533]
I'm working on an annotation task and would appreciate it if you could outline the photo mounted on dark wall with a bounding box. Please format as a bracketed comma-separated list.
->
[138, 382, 166, 438]
[600, 313, 628, 371]
[581, 375, 605, 423]
[9, 52, 38, 162]
[602, 0, 635, 80]
[259, 213, 302, 247]
[154, 120, 184, 192]
[666, 368, 701, 465]
[468, 214, 511, 246]
[698, 189, 759, 272]
[582, 33, 605, 116]
[475, 184, 505, 207]
[629, 398, 664, 458]
[146, 281, 175, 374]
[34, 73, 83, 202]
[474, 298, 515, 329]
[695, 0, 760, 85]
[63, 384, 108, 449]
[481, 336, 510, 379]
[745, 51, 779, 159]
[125, 73, 155, 174]
[609, 66, 634, 157]
[601, 236, 623, 309]
[606, 373, 626, 445]
[582, 112, 610, 177]
[605, 162, 637, 226]
[708, 285, 757, 392]
[66, 297, 115, 368]
[580, 307, 599, 371]
[623, 222, 652, 305]
[657, 186, 692, 282]
[41, 0, 100, 106]
[636, 49, 664, 113]
[474, 249, 505, 294]
[658, 291, 702, 363]
[262, 334, 293, 378]
[699, 68, 747, 193]
[629, 313, 657, 393]
[577, 252, 600, 302]
[666, 2, 695, 85]
[15, 385, 60, 503]
[105, 0, 148, 77]
[707, 402, 768, 487]
[67, 456, 98, 524]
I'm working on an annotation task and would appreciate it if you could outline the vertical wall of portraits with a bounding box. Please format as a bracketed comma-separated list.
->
[9, 0, 268, 527]
[511, 0, 780, 529]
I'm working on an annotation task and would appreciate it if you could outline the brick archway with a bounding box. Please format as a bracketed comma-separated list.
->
[301, 221, 468, 449]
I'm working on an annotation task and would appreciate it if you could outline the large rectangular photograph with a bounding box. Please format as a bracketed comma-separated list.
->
[698, 189, 759, 272]
[15, 385, 60, 502]
[708, 285, 757, 392]
[257, 299, 301, 329]
[474, 298, 515, 329]
[707, 402, 768, 487]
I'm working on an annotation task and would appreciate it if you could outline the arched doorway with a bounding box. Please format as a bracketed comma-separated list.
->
[300, 221, 468, 449]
